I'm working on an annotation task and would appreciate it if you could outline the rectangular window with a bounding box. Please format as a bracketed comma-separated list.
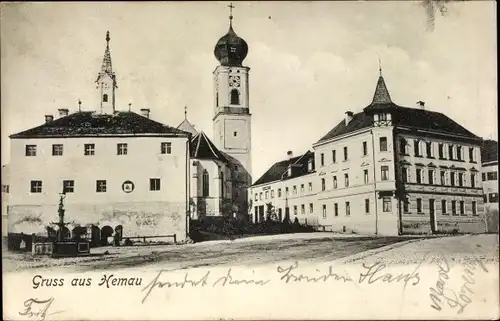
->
[440, 171, 446, 185]
[343, 147, 348, 161]
[117, 143, 128, 155]
[441, 200, 447, 214]
[322, 205, 327, 218]
[438, 143, 444, 159]
[161, 142, 172, 154]
[458, 173, 464, 187]
[457, 146, 462, 161]
[300, 184, 304, 194]
[293, 205, 298, 216]
[472, 201, 477, 216]
[403, 199, 410, 213]
[426, 142, 433, 158]
[150, 178, 161, 191]
[96, 180, 107, 193]
[271, 190, 275, 198]
[259, 192, 263, 200]
[308, 182, 312, 192]
[309, 203, 314, 214]
[334, 203, 338, 216]
[332, 150, 336, 163]
[30, 180, 42, 193]
[416, 168, 422, 184]
[414, 140, 420, 157]
[416, 198, 422, 213]
[399, 138, 408, 155]
[428, 170, 435, 185]
[301, 204, 305, 215]
[365, 199, 370, 214]
[344, 174, 349, 187]
[489, 193, 499, 202]
[363, 141, 368, 155]
[255, 193, 258, 201]
[364, 169, 369, 184]
[345, 201, 350, 216]
[278, 188, 282, 198]
[459, 201, 465, 215]
[469, 147, 475, 162]
[293, 186, 297, 195]
[63, 180, 74, 193]
[321, 178, 326, 191]
[381, 166, 389, 181]
[471, 174, 476, 188]
[320, 153, 324, 166]
[379, 137, 387, 152]
[84, 143, 95, 156]
[448, 145, 454, 160]
[25, 145, 37, 156]
[451, 201, 457, 215]
[450, 172, 455, 186]
[265, 191, 269, 199]
[52, 144, 63, 156]
[333, 176, 337, 189]
[402, 167, 409, 183]
[285, 187, 289, 196]
[383, 197, 392, 212]
[486, 172, 498, 180]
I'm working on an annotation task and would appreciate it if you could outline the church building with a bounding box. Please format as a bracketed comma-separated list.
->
[8, 32, 191, 245]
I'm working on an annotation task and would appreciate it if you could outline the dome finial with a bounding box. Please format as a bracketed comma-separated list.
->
[228, 2, 235, 28]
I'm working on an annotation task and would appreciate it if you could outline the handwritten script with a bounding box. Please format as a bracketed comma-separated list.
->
[18, 297, 63, 321]
[429, 255, 489, 314]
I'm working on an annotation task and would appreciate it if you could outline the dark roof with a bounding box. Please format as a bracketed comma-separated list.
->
[10, 111, 189, 138]
[252, 151, 315, 186]
[315, 75, 481, 144]
[482, 139, 498, 163]
[190, 132, 228, 163]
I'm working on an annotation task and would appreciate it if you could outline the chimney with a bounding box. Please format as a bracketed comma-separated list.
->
[416, 101, 426, 110]
[58, 109, 69, 117]
[44, 115, 54, 123]
[140, 108, 150, 118]
[345, 111, 354, 126]
[287, 150, 293, 160]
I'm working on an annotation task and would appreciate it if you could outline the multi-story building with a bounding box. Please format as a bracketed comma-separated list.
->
[251, 71, 486, 235]
[7, 32, 191, 244]
[2, 164, 9, 236]
[481, 139, 498, 212]
[250, 151, 316, 225]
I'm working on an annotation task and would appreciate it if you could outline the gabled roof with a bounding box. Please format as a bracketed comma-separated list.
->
[177, 118, 198, 136]
[315, 74, 481, 145]
[190, 131, 228, 163]
[252, 151, 315, 186]
[482, 139, 498, 163]
[9, 111, 189, 138]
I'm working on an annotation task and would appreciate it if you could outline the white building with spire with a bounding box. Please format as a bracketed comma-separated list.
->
[8, 32, 191, 245]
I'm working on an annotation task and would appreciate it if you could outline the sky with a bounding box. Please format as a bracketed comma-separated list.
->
[1, 1, 497, 181]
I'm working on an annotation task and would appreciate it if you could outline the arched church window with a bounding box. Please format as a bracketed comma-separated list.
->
[230, 89, 240, 105]
[202, 170, 209, 197]
[103, 94, 108, 103]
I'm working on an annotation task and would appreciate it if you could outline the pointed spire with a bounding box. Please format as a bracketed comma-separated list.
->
[371, 74, 392, 105]
[228, 2, 235, 29]
[101, 31, 112, 74]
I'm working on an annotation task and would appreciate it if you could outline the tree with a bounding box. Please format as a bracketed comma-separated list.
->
[421, 0, 450, 31]
[265, 202, 278, 222]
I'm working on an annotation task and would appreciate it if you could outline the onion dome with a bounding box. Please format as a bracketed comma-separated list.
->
[214, 8, 248, 68]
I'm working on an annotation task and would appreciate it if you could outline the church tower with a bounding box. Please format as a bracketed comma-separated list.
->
[213, 4, 252, 179]
[96, 31, 117, 115]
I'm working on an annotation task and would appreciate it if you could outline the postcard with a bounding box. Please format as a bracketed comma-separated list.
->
[2, 1, 498, 320]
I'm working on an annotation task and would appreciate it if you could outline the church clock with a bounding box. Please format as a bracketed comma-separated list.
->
[229, 75, 241, 87]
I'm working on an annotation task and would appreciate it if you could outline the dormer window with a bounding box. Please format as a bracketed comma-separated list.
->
[287, 165, 292, 177]
[308, 159, 313, 171]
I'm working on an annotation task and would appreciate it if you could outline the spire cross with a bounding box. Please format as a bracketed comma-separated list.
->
[184, 105, 188, 119]
[228, 3, 235, 25]
[106, 31, 110, 47]
[378, 57, 382, 77]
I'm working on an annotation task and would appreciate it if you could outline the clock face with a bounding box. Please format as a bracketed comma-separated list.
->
[229, 75, 241, 87]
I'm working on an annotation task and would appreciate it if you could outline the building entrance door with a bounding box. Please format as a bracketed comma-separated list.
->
[429, 199, 436, 233]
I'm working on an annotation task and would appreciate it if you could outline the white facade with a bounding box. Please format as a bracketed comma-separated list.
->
[8, 134, 190, 242]
[482, 161, 499, 211]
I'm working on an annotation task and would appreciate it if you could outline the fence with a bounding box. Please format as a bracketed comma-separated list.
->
[122, 234, 177, 246]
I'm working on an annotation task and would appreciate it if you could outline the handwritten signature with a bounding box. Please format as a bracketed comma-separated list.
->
[429, 255, 489, 314]
[277, 261, 352, 283]
[18, 297, 63, 321]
